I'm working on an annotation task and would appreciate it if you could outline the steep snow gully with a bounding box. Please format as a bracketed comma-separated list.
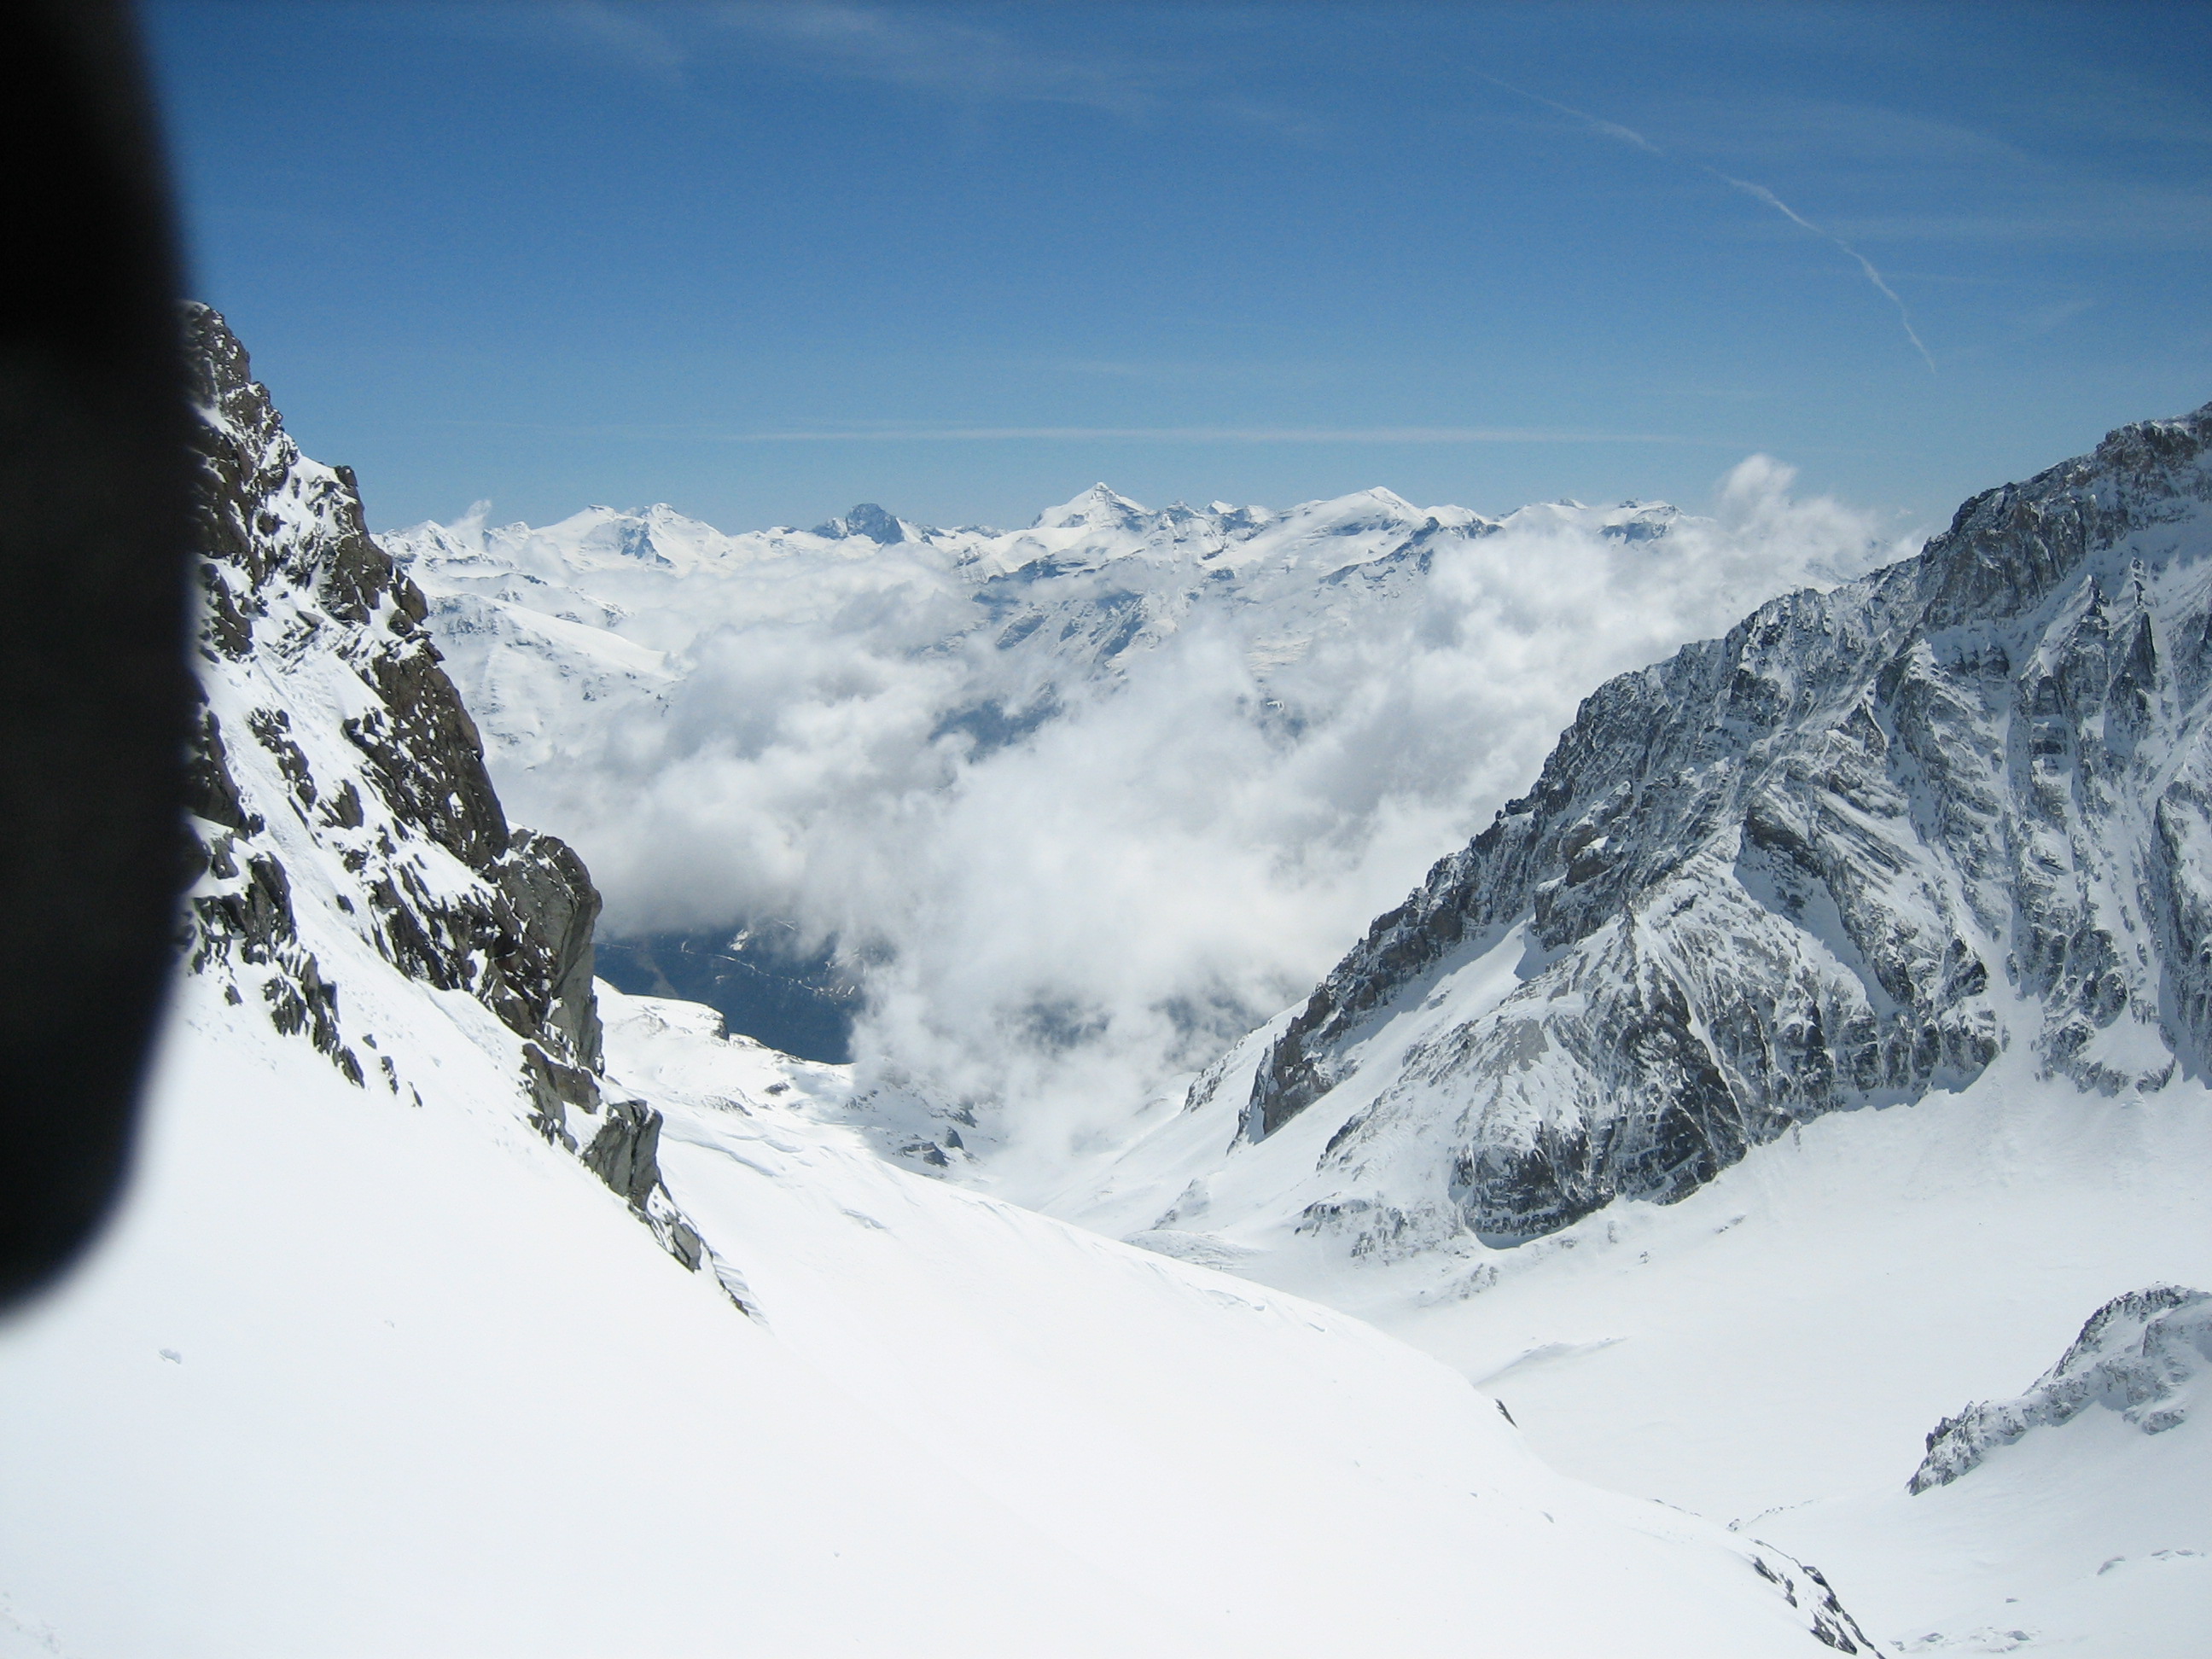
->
[3, 307, 2206, 1656]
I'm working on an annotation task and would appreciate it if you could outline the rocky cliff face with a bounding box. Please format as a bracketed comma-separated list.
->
[1232, 402, 2212, 1249]
[178, 304, 702, 1273]
[1911, 1284, 2211, 1492]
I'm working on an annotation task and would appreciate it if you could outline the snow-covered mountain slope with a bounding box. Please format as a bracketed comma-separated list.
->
[1024, 403, 2212, 1656]
[1070, 399, 2212, 1257]
[383, 454, 1899, 1177]
[600, 986, 1883, 1657]
[1401, 1056, 2212, 1656]
[1912, 1284, 2211, 1493]
[0, 974, 1877, 1658]
[1774, 1279, 2212, 1656]
[0, 312, 1875, 1656]
[1022, 1033, 2212, 1654]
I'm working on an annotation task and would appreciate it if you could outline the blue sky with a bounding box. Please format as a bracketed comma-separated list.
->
[145, 2, 2212, 534]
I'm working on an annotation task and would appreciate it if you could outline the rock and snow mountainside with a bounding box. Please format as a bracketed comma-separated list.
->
[1118, 400, 2212, 1254]
[0, 314, 1871, 1656]
[1031, 405, 2212, 1656]
[1911, 1284, 2211, 1493]
[173, 302, 709, 1278]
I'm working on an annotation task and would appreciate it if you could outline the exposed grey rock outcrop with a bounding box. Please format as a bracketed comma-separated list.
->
[1240, 401, 2212, 1247]
[179, 303, 696, 1273]
[1910, 1285, 2212, 1493]
[1746, 1551, 1881, 1655]
[183, 306, 599, 1066]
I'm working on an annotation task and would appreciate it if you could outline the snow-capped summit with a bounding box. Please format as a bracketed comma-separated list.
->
[1033, 480, 1150, 530]
[811, 501, 918, 544]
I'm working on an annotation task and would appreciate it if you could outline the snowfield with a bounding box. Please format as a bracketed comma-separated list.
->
[0, 975, 1869, 1657]
[613, 985, 2212, 1657]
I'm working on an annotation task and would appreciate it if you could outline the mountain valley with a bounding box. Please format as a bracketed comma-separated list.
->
[378, 369, 2212, 1652]
[3, 310, 2208, 1656]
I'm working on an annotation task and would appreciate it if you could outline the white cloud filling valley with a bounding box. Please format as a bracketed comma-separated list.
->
[387, 463, 1913, 1196]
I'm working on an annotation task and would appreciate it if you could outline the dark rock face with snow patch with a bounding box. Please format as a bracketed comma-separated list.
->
[1244, 402, 2212, 1248]
[1910, 1285, 2212, 1492]
[178, 304, 705, 1265]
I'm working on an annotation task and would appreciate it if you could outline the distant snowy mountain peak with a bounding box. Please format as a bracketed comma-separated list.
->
[1600, 501, 1680, 542]
[1912, 1285, 2212, 1493]
[811, 501, 919, 544]
[1034, 480, 1150, 530]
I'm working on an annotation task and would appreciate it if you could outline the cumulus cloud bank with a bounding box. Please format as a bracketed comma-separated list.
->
[392, 462, 1912, 1191]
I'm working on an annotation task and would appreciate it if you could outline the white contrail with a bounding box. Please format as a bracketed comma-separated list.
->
[1705, 171, 1938, 374]
[1471, 72, 1663, 154]
[1476, 72, 1937, 374]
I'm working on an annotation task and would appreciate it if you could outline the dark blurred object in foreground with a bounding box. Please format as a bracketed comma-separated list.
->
[0, 0, 193, 1309]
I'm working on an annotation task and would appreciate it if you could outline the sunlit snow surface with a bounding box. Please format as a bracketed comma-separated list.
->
[1035, 1016, 2212, 1656]
[988, 412, 2212, 1656]
[0, 977, 1855, 1657]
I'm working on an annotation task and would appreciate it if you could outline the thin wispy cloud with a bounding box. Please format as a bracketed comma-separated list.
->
[1478, 72, 1939, 373]
[705, 3, 1331, 141]
[719, 424, 1703, 445]
[556, 0, 688, 79]
[2022, 296, 2094, 336]
[399, 1, 691, 82]
[713, 2, 1161, 117]
[450, 2, 1171, 119]
[1472, 73, 1663, 156]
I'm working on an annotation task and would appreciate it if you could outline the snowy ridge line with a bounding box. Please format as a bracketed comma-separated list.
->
[1911, 1284, 2212, 1493]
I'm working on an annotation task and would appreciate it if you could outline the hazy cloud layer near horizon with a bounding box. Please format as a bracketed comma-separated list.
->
[405, 458, 1906, 1185]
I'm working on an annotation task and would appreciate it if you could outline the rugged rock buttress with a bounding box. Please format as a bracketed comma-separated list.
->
[178, 302, 707, 1281]
[1238, 401, 2212, 1250]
